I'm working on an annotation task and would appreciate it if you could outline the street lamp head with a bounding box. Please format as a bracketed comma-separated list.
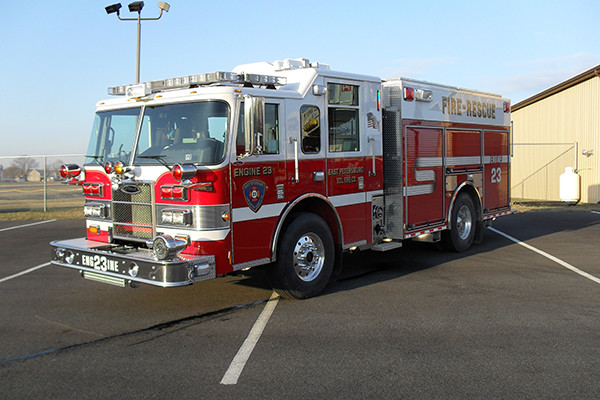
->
[128, 1, 144, 13]
[158, 2, 170, 12]
[105, 3, 122, 14]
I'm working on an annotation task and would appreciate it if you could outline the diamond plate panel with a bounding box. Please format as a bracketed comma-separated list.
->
[382, 108, 404, 239]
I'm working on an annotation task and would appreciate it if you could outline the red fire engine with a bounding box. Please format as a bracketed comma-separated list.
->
[51, 58, 511, 298]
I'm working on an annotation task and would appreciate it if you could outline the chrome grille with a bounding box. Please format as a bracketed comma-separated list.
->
[112, 182, 154, 241]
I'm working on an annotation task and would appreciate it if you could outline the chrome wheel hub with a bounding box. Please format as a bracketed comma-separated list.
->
[456, 205, 473, 240]
[293, 233, 325, 282]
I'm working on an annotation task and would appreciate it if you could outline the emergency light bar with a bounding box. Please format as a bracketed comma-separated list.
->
[108, 71, 287, 96]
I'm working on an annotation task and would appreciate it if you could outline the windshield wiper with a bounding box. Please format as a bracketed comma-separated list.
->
[85, 155, 104, 167]
[137, 155, 172, 171]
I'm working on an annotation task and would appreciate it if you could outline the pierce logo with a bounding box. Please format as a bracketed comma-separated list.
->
[243, 180, 266, 213]
[120, 184, 142, 195]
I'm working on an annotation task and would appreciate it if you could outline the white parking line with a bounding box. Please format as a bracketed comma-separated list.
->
[490, 227, 600, 285]
[0, 219, 57, 232]
[0, 262, 51, 284]
[220, 291, 280, 385]
[591, 211, 600, 215]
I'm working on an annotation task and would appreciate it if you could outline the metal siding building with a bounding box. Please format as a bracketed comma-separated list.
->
[511, 66, 600, 203]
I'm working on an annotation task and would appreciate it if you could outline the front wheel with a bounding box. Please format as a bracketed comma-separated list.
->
[268, 213, 335, 299]
[441, 193, 476, 252]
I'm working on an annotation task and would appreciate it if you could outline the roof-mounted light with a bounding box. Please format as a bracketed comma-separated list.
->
[108, 80, 163, 97]
[241, 73, 286, 86]
[107, 71, 286, 96]
[108, 85, 126, 96]
[125, 83, 151, 97]
[164, 72, 236, 88]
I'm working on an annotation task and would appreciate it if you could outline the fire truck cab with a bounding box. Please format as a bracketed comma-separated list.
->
[51, 58, 511, 299]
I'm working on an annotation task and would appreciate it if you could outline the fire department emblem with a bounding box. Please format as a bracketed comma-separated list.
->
[243, 180, 266, 213]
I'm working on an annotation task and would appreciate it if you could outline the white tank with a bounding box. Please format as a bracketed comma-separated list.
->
[559, 167, 580, 203]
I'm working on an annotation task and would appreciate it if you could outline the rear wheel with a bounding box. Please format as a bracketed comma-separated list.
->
[268, 213, 334, 299]
[441, 193, 476, 252]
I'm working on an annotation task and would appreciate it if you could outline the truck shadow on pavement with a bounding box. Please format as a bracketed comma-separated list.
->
[230, 231, 504, 296]
[230, 210, 600, 298]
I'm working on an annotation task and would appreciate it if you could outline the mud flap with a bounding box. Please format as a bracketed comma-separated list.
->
[474, 220, 485, 245]
[330, 244, 344, 282]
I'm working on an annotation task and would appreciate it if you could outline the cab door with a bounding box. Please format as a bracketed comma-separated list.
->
[285, 103, 327, 200]
[231, 99, 286, 267]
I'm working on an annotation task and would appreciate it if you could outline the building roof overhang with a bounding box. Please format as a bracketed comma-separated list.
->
[512, 65, 600, 112]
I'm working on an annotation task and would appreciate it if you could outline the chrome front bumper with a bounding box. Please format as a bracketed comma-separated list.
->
[50, 238, 215, 287]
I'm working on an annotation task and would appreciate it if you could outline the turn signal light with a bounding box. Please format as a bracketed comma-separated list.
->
[160, 185, 188, 201]
[83, 183, 103, 197]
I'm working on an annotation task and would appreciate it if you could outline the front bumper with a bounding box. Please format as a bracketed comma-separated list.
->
[50, 238, 215, 287]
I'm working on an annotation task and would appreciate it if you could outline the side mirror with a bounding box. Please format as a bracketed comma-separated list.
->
[244, 96, 265, 155]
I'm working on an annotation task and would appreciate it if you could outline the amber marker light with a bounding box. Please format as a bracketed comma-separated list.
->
[114, 161, 124, 174]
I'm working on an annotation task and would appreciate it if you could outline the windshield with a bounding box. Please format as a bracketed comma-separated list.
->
[135, 101, 229, 165]
[85, 101, 230, 167]
[85, 107, 141, 165]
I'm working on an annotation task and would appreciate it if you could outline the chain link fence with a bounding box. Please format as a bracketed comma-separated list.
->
[0, 154, 85, 213]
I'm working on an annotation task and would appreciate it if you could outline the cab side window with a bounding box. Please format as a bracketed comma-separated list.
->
[328, 83, 360, 152]
[264, 104, 279, 154]
[237, 103, 279, 156]
[301, 105, 320, 154]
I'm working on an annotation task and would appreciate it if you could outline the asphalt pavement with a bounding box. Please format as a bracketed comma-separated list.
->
[1, 210, 599, 399]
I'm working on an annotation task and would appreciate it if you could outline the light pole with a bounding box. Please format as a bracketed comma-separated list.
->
[105, 2, 171, 83]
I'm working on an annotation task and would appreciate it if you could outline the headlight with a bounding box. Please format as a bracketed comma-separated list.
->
[161, 209, 192, 226]
[84, 203, 108, 219]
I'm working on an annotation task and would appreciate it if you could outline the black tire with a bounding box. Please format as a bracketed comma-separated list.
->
[268, 213, 335, 299]
[441, 193, 476, 252]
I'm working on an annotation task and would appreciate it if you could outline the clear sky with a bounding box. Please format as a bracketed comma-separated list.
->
[1, 0, 599, 157]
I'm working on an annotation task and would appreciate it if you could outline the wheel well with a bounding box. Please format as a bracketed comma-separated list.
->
[449, 184, 483, 229]
[271, 196, 342, 262]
